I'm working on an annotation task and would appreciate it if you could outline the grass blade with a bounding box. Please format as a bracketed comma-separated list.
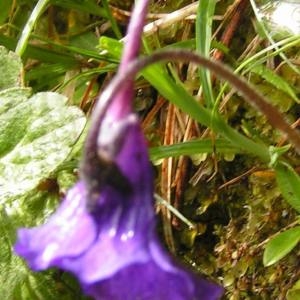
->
[196, 0, 216, 107]
[15, 0, 50, 57]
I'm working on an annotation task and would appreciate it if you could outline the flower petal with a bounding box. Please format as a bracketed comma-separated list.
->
[14, 182, 97, 270]
[14, 182, 152, 282]
[85, 242, 223, 300]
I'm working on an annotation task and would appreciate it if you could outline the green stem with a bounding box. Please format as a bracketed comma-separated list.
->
[15, 0, 49, 57]
[102, 0, 122, 39]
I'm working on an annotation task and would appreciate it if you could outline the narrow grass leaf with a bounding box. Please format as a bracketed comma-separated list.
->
[15, 0, 50, 57]
[149, 138, 241, 160]
[102, 0, 122, 39]
[251, 64, 298, 103]
[196, 0, 216, 107]
[0, 35, 80, 67]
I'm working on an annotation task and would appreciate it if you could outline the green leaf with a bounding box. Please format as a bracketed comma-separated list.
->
[0, 46, 22, 91]
[251, 64, 299, 103]
[0, 91, 86, 202]
[268, 145, 290, 168]
[15, 0, 50, 57]
[263, 226, 300, 266]
[149, 138, 241, 161]
[0, 87, 32, 115]
[102, 0, 121, 39]
[275, 162, 300, 213]
[196, 0, 216, 107]
[0, 35, 80, 67]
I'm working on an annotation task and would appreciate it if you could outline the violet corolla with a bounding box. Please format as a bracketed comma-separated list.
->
[14, 0, 223, 299]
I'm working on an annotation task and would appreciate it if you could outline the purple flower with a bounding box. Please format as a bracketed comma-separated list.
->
[15, 121, 222, 299]
[14, 0, 223, 299]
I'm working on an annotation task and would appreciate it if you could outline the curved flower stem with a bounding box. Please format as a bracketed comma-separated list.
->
[108, 0, 150, 118]
[85, 0, 150, 150]
[81, 0, 150, 196]
[97, 49, 300, 156]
